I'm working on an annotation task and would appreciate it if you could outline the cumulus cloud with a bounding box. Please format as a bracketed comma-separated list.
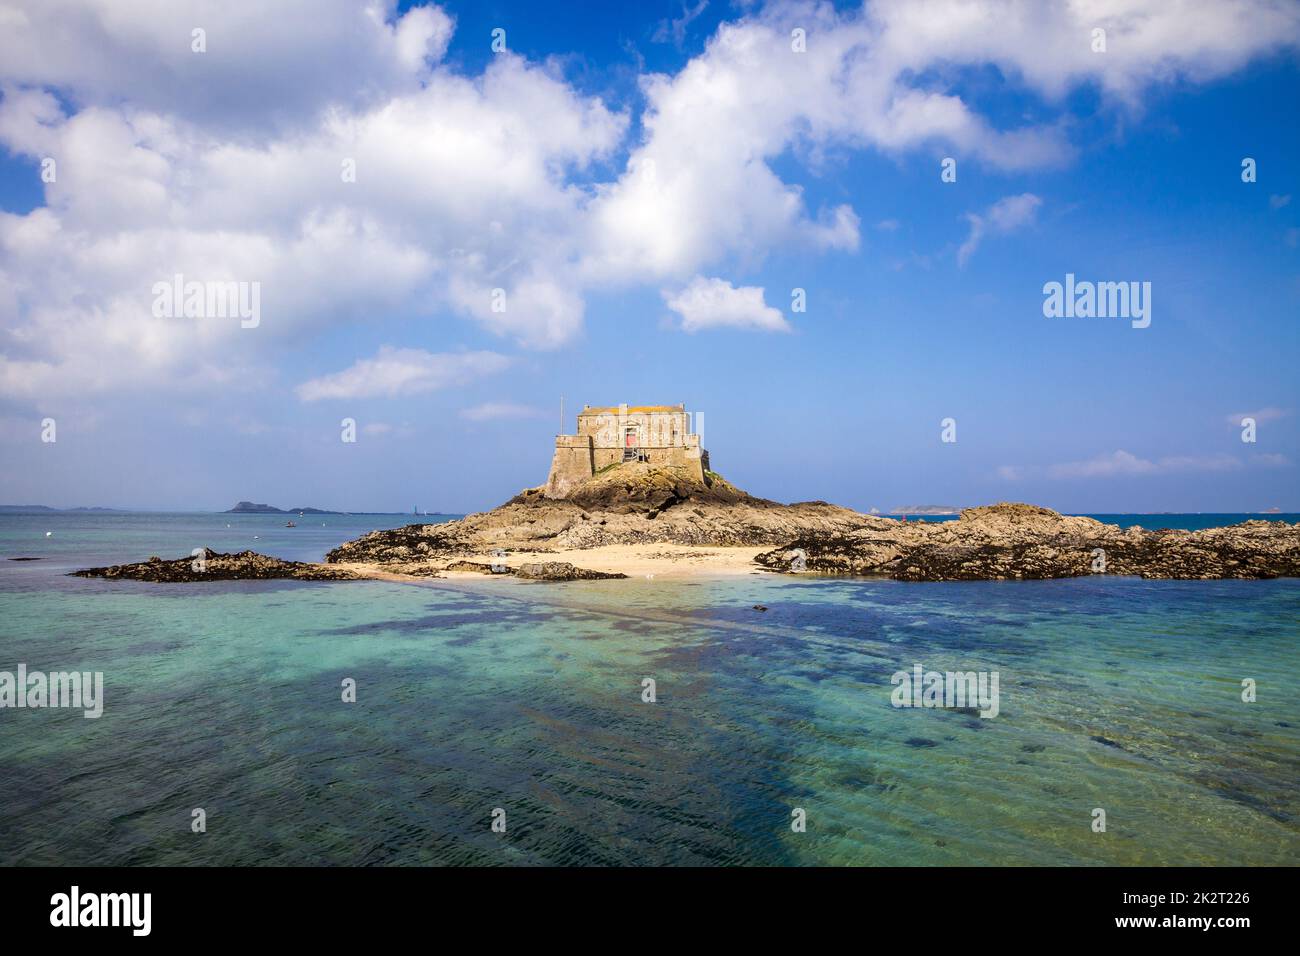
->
[663, 276, 790, 332]
[1, 0, 1297, 403]
[0, 34, 624, 394]
[957, 193, 1042, 266]
[0, 0, 455, 132]
[868, 0, 1300, 103]
[294, 348, 511, 401]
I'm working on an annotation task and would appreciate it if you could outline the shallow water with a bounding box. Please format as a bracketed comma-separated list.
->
[1, 514, 1297, 865]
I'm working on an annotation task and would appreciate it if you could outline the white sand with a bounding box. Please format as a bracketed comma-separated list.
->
[337, 543, 772, 582]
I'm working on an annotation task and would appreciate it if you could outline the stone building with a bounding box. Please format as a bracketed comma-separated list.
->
[544, 403, 708, 498]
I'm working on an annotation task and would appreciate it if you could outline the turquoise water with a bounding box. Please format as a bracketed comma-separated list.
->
[1, 514, 1297, 866]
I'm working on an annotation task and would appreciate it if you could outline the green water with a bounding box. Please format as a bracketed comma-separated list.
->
[0, 514, 1297, 865]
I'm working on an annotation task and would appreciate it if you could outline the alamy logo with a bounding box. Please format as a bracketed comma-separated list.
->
[0, 664, 103, 718]
[151, 273, 261, 328]
[50, 886, 151, 936]
[1042, 273, 1150, 328]
[891, 664, 999, 718]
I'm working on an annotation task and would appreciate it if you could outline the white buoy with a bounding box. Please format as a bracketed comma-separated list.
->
[45, 531, 53, 537]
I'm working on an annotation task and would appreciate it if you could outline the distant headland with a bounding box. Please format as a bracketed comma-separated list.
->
[224, 501, 341, 515]
[0, 505, 126, 514]
[222, 501, 453, 516]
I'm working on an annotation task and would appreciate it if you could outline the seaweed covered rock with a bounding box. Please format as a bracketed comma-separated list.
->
[73, 549, 361, 582]
[754, 505, 1300, 581]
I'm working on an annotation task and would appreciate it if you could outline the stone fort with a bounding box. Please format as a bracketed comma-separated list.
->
[545, 403, 709, 498]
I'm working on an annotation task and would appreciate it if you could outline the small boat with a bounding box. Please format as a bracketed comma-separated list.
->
[285, 521, 297, 528]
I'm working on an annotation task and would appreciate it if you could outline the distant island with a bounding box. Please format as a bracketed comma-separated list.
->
[891, 505, 961, 515]
[0, 502, 450, 516]
[222, 501, 453, 516]
[225, 501, 342, 515]
[0, 505, 127, 513]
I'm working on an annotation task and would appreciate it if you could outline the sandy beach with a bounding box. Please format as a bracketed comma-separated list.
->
[338, 543, 772, 582]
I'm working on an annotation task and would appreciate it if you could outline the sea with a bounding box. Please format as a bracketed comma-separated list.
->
[1, 510, 1297, 866]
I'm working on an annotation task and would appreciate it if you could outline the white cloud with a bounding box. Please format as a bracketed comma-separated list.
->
[999, 448, 1289, 481]
[0, 36, 624, 395]
[460, 402, 548, 422]
[957, 193, 1041, 267]
[868, 0, 1300, 103]
[0, 0, 455, 133]
[1, 0, 1297, 402]
[1047, 450, 1242, 479]
[653, 1, 711, 48]
[663, 276, 790, 332]
[295, 348, 511, 401]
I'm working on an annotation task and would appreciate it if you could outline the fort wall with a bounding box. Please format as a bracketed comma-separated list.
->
[544, 403, 708, 498]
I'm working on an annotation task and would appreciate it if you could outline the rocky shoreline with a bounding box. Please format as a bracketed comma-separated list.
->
[71, 466, 1299, 583]
[72, 550, 627, 584]
[754, 503, 1300, 580]
[72, 549, 362, 583]
[326, 467, 1298, 582]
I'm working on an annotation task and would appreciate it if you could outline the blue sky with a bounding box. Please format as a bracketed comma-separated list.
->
[0, 0, 1297, 513]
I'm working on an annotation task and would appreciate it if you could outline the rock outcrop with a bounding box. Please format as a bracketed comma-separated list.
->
[72, 549, 361, 582]
[754, 503, 1300, 580]
[326, 462, 877, 564]
[514, 561, 627, 581]
[73, 551, 622, 584]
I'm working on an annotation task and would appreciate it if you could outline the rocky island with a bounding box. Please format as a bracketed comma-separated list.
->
[74, 403, 1299, 584]
[224, 501, 341, 514]
[323, 470, 1299, 582]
